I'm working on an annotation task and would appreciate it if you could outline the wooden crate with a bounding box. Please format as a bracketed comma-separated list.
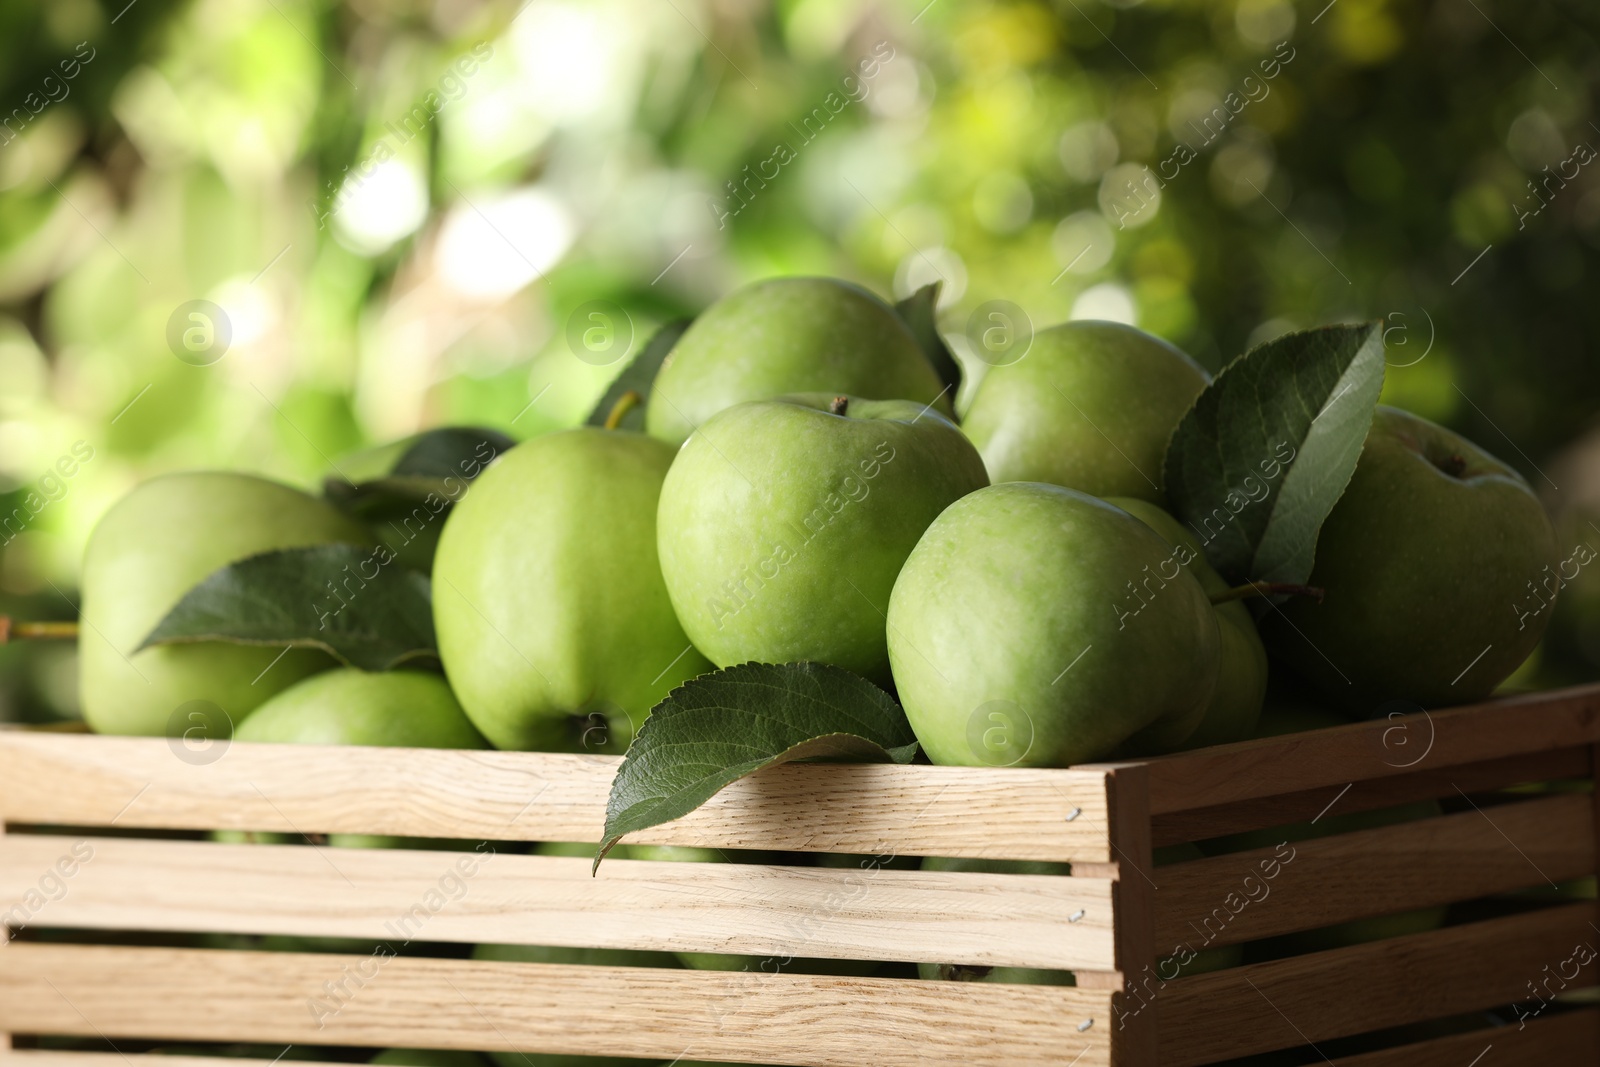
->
[2, 684, 1599, 1066]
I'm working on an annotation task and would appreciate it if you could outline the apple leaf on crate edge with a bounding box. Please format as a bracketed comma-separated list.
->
[1163, 322, 1386, 587]
[596, 661, 919, 871]
[893, 282, 963, 397]
[586, 318, 694, 431]
[324, 425, 513, 517]
[137, 544, 438, 672]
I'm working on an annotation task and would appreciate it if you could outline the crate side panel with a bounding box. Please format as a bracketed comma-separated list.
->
[1151, 746, 1592, 847]
[0, 816, 6, 1053]
[1145, 684, 1600, 817]
[1152, 792, 1595, 949]
[0, 943, 1115, 1067]
[1, 1058, 357, 1067]
[1154, 903, 1600, 1066]
[0, 835, 1116, 970]
[0, 735, 1111, 862]
[1325, 1008, 1600, 1065]
[1100, 763, 1158, 1067]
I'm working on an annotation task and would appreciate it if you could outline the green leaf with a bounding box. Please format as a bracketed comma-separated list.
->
[586, 319, 693, 431]
[137, 544, 438, 672]
[1163, 323, 1386, 586]
[597, 662, 918, 870]
[390, 426, 515, 479]
[324, 426, 511, 518]
[322, 427, 511, 572]
[893, 282, 962, 395]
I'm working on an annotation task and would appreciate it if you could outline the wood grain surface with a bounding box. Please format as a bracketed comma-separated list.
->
[1151, 746, 1592, 846]
[1143, 684, 1600, 817]
[1156, 903, 1600, 1066]
[1152, 792, 1595, 949]
[0, 943, 1114, 1067]
[1327, 1008, 1600, 1065]
[0, 834, 1115, 970]
[0, 734, 1112, 862]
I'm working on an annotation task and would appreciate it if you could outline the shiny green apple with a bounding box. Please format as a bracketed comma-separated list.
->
[233, 668, 484, 748]
[1110, 497, 1268, 749]
[1264, 406, 1561, 708]
[643, 277, 950, 446]
[433, 428, 712, 751]
[961, 321, 1210, 504]
[80, 472, 372, 737]
[658, 394, 988, 681]
[887, 483, 1219, 767]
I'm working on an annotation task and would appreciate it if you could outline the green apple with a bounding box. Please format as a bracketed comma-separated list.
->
[888, 483, 1219, 767]
[80, 472, 373, 738]
[329, 427, 509, 573]
[1110, 497, 1268, 749]
[474, 937, 677, 1067]
[643, 277, 951, 446]
[233, 668, 484, 748]
[657, 394, 988, 681]
[434, 428, 712, 751]
[961, 321, 1210, 504]
[1264, 406, 1561, 708]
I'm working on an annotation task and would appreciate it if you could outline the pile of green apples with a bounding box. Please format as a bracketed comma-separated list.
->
[79, 275, 1558, 771]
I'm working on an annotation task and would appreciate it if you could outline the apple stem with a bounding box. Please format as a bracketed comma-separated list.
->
[829, 395, 849, 416]
[603, 390, 643, 430]
[1210, 582, 1325, 606]
[0, 618, 79, 642]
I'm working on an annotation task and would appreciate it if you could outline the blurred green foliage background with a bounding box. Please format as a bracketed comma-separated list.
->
[1, 0, 1597, 722]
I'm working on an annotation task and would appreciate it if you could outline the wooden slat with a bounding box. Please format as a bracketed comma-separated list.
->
[1145, 684, 1600, 817]
[0, 943, 1114, 1067]
[0, 816, 7, 1052]
[0, 1059, 351, 1067]
[1327, 1008, 1600, 1065]
[1097, 763, 1158, 1064]
[1156, 903, 1600, 1066]
[1592, 741, 1600, 897]
[8, 1011, 1592, 1067]
[0, 734, 1111, 863]
[0, 835, 1114, 970]
[1151, 746, 1592, 847]
[1153, 793, 1595, 949]
[0, 1058, 353, 1067]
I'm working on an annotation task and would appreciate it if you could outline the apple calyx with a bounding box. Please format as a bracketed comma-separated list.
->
[604, 390, 644, 430]
[1434, 453, 1468, 479]
[1209, 582, 1325, 607]
[829, 395, 849, 416]
[0, 618, 79, 643]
